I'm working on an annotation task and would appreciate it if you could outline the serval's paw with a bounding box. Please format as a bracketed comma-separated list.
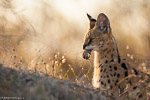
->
[82, 50, 91, 60]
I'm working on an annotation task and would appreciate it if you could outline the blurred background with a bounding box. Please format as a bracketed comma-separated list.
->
[0, 0, 149, 81]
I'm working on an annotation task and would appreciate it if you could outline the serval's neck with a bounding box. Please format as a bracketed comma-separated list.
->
[92, 36, 121, 88]
[94, 36, 121, 68]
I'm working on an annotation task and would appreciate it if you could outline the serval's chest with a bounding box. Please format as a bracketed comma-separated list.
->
[92, 47, 135, 91]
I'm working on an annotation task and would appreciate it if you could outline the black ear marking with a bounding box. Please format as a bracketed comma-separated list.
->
[87, 13, 96, 29]
[87, 13, 96, 22]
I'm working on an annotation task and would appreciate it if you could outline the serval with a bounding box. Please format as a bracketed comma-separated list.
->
[82, 13, 149, 99]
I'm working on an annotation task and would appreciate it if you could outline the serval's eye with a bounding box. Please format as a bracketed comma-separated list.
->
[88, 39, 92, 45]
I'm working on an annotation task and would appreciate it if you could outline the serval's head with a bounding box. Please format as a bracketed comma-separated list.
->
[83, 13, 112, 59]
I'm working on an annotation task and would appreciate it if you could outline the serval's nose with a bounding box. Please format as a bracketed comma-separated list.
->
[83, 44, 88, 50]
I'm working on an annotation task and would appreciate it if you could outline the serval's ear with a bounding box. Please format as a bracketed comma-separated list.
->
[97, 13, 110, 34]
[87, 13, 96, 29]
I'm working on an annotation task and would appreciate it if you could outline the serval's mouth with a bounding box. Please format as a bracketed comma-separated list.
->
[82, 49, 92, 59]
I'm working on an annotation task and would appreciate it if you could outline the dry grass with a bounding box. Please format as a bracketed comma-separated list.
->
[0, 64, 115, 100]
[0, 50, 149, 100]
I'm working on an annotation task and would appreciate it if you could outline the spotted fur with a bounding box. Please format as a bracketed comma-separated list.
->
[82, 13, 149, 98]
